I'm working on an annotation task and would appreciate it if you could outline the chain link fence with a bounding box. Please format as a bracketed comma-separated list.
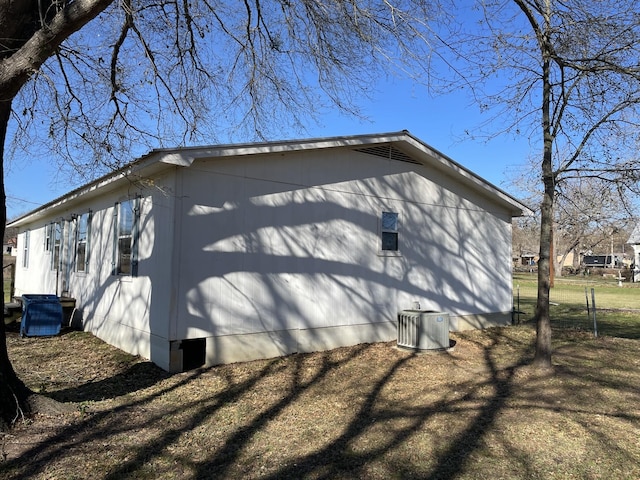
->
[513, 273, 640, 337]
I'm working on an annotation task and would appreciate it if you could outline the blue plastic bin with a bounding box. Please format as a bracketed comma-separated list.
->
[20, 294, 63, 337]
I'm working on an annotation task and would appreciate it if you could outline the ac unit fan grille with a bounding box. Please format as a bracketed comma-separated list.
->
[397, 311, 450, 350]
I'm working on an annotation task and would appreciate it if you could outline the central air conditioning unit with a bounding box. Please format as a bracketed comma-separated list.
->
[397, 310, 450, 350]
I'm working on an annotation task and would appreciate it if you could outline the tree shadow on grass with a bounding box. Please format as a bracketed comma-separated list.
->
[46, 361, 170, 403]
[0, 357, 277, 479]
[7, 328, 632, 480]
[548, 304, 640, 340]
[97, 331, 534, 480]
[101, 344, 376, 480]
[251, 330, 532, 480]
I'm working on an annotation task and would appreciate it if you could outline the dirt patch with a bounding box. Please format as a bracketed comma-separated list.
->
[2, 323, 640, 479]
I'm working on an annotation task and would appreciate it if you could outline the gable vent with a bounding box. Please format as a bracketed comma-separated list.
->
[354, 144, 421, 164]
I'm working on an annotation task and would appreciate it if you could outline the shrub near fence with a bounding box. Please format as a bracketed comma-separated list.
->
[513, 272, 640, 338]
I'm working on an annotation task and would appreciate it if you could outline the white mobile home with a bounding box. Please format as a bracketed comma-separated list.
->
[9, 131, 529, 371]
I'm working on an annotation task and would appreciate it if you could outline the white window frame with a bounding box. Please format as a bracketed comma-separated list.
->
[44, 223, 53, 251]
[378, 211, 402, 256]
[22, 230, 30, 268]
[112, 198, 140, 276]
[51, 221, 63, 271]
[75, 211, 92, 273]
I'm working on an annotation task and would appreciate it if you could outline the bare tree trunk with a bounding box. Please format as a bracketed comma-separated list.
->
[535, 169, 554, 368]
[0, 100, 32, 430]
[0, 0, 116, 431]
[534, 14, 554, 368]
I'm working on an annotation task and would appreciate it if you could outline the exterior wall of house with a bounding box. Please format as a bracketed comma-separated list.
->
[13, 145, 515, 372]
[173, 148, 513, 367]
[13, 171, 178, 369]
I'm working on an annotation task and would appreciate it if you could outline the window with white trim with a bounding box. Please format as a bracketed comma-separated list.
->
[75, 211, 91, 272]
[44, 223, 52, 251]
[113, 198, 140, 276]
[22, 230, 30, 268]
[380, 211, 399, 252]
[52, 222, 62, 271]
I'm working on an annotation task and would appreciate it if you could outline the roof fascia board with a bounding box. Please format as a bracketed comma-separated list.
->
[8, 155, 175, 227]
[153, 132, 410, 162]
[8, 131, 531, 226]
[398, 132, 532, 217]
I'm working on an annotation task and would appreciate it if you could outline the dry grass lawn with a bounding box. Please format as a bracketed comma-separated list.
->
[2, 322, 640, 479]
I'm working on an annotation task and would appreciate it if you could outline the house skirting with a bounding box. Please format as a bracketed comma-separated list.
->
[449, 311, 512, 331]
[198, 321, 397, 370]
[164, 311, 513, 372]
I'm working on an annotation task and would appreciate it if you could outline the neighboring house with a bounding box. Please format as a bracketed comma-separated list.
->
[8, 131, 530, 371]
[514, 252, 537, 267]
[582, 254, 624, 269]
[3, 228, 17, 256]
[3, 238, 17, 256]
[628, 226, 640, 281]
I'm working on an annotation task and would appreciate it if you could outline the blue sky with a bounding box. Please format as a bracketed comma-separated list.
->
[4, 75, 534, 221]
